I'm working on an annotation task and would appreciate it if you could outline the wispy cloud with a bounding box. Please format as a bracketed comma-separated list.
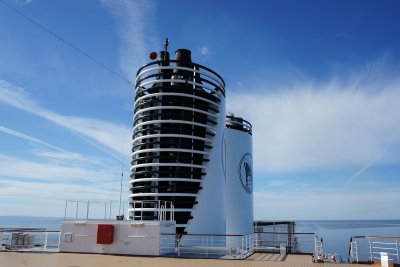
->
[0, 178, 127, 216]
[0, 80, 130, 162]
[34, 150, 102, 166]
[0, 124, 103, 165]
[227, 59, 400, 178]
[15, 0, 32, 6]
[0, 124, 65, 152]
[198, 46, 210, 56]
[0, 153, 114, 182]
[254, 186, 400, 220]
[99, 0, 158, 79]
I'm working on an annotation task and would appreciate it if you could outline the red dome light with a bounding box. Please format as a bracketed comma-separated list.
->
[149, 52, 158, 60]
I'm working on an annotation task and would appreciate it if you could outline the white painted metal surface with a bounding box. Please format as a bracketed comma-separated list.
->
[59, 220, 176, 256]
[184, 97, 226, 235]
[225, 126, 253, 235]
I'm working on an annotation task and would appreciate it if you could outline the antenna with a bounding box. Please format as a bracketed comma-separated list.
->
[117, 162, 124, 220]
[164, 38, 169, 53]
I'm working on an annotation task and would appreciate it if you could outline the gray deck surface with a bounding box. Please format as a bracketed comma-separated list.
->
[0, 252, 373, 267]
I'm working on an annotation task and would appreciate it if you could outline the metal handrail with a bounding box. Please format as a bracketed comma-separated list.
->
[136, 59, 226, 94]
[160, 233, 254, 259]
[348, 236, 400, 264]
[64, 200, 127, 220]
[128, 200, 174, 222]
[253, 231, 316, 254]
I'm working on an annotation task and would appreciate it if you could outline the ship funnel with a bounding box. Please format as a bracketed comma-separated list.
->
[159, 51, 170, 62]
[174, 49, 192, 68]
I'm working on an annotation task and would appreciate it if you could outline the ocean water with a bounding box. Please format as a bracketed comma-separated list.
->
[0, 216, 63, 230]
[1, 216, 399, 260]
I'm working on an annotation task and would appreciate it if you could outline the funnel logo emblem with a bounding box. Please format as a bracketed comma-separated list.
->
[238, 153, 252, 194]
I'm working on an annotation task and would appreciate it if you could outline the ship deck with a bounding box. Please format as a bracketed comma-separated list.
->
[0, 252, 372, 267]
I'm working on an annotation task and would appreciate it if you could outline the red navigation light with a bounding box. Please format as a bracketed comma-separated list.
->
[150, 52, 158, 60]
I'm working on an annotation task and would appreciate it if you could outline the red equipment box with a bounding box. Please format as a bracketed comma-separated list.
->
[96, 224, 114, 244]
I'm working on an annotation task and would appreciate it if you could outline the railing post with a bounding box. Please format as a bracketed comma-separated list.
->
[246, 234, 248, 255]
[348, 237, 353, 263]
[75, 201, 79, 219]
[109, 200, 112, 219]
[313, 235, 317, 261]
[133, 201, 135, 221]
[64, 200, 68, 219]
[86, 200, 90, 220]
[369, 238, 372, 263]
[177, 235, 180, 256]
[355, 240, 359, 263]
[250, 233, 253, 253]
[241, 235, 244, 257]
[141, 201, 143, 221]
[44, 231, 48, 250]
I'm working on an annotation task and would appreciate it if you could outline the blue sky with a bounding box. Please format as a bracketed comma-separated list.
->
[0, 0, 400, 220]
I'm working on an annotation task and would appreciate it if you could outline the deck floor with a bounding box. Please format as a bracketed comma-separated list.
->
[0, 252, 373, 267]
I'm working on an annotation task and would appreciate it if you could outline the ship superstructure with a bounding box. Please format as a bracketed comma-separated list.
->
[130, 41, 253, 236]
[130, 44, 227, 235]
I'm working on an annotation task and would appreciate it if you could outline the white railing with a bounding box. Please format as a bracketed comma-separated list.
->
[0, 228, 60, 252]
[64, 199, 174, 222]
[129, 200, 174, 221]
[348, 236, 400, 264]
[160, 233, 254, 259]
[64, 200, 128, 220]
[253, 231, 315, 254]
[163, 231, 317, 259]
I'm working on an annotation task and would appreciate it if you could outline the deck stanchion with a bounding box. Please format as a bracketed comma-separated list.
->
[109, 200, 112, 219]
[86, 200, 90, 220]
[369, 237, 372, 263]
[64, 200, 68, 219]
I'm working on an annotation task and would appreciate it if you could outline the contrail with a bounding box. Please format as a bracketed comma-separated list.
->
[0, 125, 66, 152]
[346, 139, 391, 184]
[68, 130, 129, 165]
[0, 124, 129, 165]
[0, 81, 129, 165]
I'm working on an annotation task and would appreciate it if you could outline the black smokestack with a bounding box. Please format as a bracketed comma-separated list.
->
[173, 49, 194, 82]
[174, 49, 192, 67]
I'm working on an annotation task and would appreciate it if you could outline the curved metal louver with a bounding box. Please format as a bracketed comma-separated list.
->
[129, 50, 225, 234]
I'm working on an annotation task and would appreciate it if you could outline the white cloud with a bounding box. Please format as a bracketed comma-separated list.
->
[254, 185, 400, 220]
[0, 124, 65, 152]
[34, 150, 102, 166]
[0, 178, 128, 217]
[198, 46, 210, 56]
[0, 154, 114, 182]
[99, 0, 158, 79]
[0, 80, 130, 162]
[227, 66, 400, 175]
[0, 123, 116, 167]
[15, 0, 32, 6]
[0, 150, 130, 217]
